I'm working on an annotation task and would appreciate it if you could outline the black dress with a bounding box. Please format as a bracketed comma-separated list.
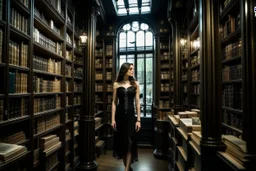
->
[113, 86, 138, 162]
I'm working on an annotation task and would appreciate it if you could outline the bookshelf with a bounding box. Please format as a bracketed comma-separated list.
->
[188, 11, 200, 110]
[219, 0, 242, 139]
[0, 0, 84, 170]
[94, 36, 116, 156]
[154, 33, 173, 159]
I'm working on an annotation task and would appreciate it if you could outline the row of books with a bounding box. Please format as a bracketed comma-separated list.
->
[160, 42, 169, 49]
[34, 96, 61, 114]
[222, 84, 242, 110]
[223, 40, 242, 60]
[33, 76, 61, 93]
[8, 98, 28, 120]
[74, 67, 83, 78]
[159, 100, 171, 109]
[222, 135, 251, 168]
[95, 117, 103, 128]
[191, 54, 200, 67]
[66, 50, 73, 61]
[9, 40, 28, 67]
[0, 29, 3, 63]
[220, 14, 241, 40]
[65, 64, 72, 76]
[95, 49, 103, 56]
[10, 8, 29, 34]
[74, 55, 83, 65]
[0, 131, 26, 145]
[0, 143, 27, 164]
[45, 0, 63, 16]
[66, 33, 72, 45]
[191, 70, 200, 81]
[34, 6, 61, 35]
[95, 83, 103, 92]
[74, 96, 81, 105]
[33, 28, 63, 56]
[161, 71, 172, 79]
[160, 83, 171, 92]
[9, 71, 28, 94]
[105, 45, 113, 56]
[18, 0, 29, 8]
[74, 83, 82, 92]
[33, 55, 62, 74]
[192, 84, 200, 94]
[222, 65, 242, 82]
[34, 113, 60, 134]
[223, 110, 243, 130]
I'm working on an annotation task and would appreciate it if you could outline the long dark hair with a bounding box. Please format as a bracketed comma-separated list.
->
[116, 62, 137, 88]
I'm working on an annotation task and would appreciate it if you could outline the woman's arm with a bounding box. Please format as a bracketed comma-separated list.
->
[111, 82, 118, 130]
[135, 81, 141, 132]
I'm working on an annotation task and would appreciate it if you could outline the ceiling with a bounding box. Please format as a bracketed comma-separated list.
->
[73, 0, 170, 29]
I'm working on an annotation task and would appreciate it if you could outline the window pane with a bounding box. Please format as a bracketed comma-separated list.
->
[123, 24, 131, 31]
[129, 7, 139, 14]
[119, 55, 126, 67]
[140, 23, 149, 30]
[146, 54, 153, 106]
[136, 31, 144, 48]
[118, 8, 127, 15]
[127, 31, 135, 47]
[145, 31, 153, 46]
[141, 6, 150, 13]
[119, 32, 126, 48]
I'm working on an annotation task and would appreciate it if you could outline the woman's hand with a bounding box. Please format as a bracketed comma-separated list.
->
[135, 121, 141, 132]
[111, 120, 117, 131]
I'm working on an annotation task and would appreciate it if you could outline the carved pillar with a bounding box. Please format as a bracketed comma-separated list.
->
[76, 1, 98, 170]
[242, 0, 256, 170]
[171, 20, 183, 114]
[199, 0, 224, 171]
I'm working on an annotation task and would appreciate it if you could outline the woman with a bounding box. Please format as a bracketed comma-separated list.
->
[111, 62, 141, 171]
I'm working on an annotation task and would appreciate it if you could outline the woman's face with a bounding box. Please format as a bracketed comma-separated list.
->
[125, 65, 134, 77]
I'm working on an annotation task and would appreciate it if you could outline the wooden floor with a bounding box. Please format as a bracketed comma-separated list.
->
[96, 148, 169, 171]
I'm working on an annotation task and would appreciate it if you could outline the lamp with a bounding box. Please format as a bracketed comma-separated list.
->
[79, 32, 87, 46]
[180, 38, 187, 47]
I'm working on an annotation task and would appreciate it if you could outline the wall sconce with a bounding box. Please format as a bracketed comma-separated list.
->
[180, 38, 187, 47]
[79, 32, 87, 46]
[192, 39, 200, 49]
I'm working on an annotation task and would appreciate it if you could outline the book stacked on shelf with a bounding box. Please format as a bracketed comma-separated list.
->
[191, 131, 201, 151]
[95, 117, 102, 128]
[39, 135, 61, 156]
[74, 121, 79, 136]
[1, 131, 26, 144]
[222, 135, 251, 167]
[0, 143, 27, 164]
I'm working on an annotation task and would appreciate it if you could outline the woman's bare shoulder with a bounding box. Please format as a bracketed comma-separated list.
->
[113, 82, 119, 88]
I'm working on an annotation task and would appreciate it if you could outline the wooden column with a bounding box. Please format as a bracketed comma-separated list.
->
[76, 1, 98, 170]
[241, 0, 256, 169]
[172, 20, 183, 114]
[199, 0, 224, 171]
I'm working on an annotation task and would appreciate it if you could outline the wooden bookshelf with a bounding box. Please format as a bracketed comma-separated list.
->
[94, 36, 116, 156]
[0, 0, 84, 170]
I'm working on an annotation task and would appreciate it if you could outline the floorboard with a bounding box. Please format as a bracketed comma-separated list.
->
[96, 148, 169, 171]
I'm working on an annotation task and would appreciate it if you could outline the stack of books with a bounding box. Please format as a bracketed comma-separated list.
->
[0, 143, 27, 164]
[222, 135, 251, 167]
[191, 131, 201, 151]
[39, 135, 61, 156]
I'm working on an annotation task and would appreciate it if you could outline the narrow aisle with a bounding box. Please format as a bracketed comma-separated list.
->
[97, 148, 169, 171]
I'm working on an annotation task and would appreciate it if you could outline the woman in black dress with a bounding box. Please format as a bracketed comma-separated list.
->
[111, 62, 141, 171]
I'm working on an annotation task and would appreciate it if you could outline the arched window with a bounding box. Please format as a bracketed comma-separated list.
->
[118, 21, 154, 117]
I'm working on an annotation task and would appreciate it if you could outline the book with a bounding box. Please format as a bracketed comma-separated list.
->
[222, 135, 247, 153]
[0, 143, 27, 161]
[180, 118, 201, 134]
